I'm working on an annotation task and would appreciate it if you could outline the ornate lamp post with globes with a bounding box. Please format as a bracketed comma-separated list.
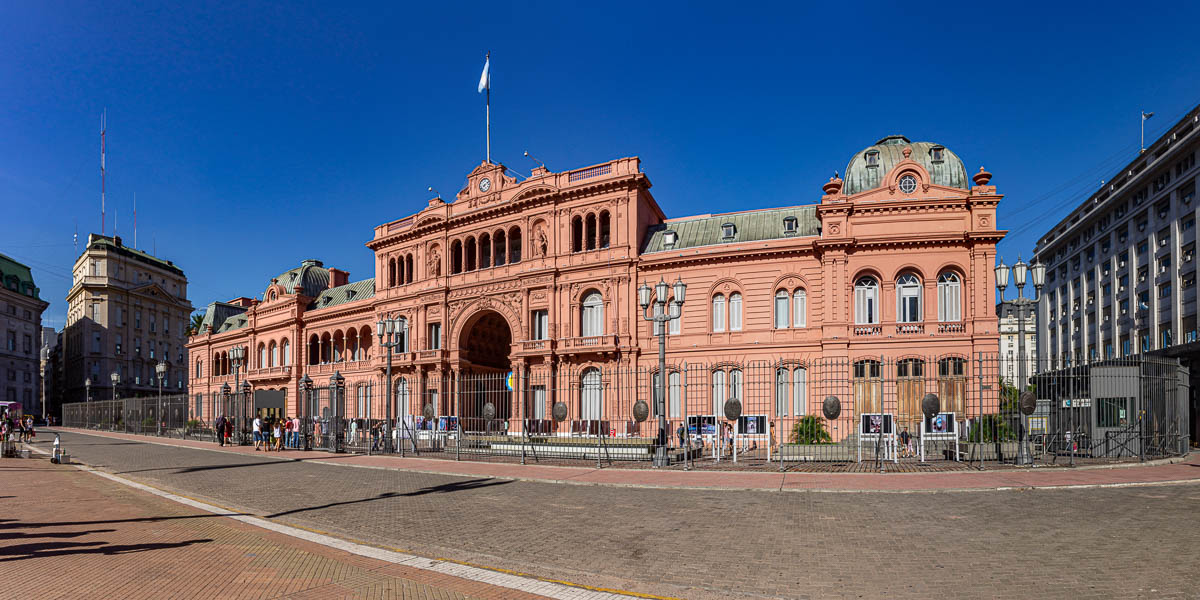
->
[639, 277, 686, 467]
[996, 256, 1046, 466]
[377, 315, 408, 453]
[156, 360, 168, 436]
[299, 373, 313, 451]
[84, 376, 92, 428]
[228, 346, 246, 444]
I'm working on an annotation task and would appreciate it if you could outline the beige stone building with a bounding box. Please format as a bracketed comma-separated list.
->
[64, 234, 192, 405]
[0, 253, 49, 414]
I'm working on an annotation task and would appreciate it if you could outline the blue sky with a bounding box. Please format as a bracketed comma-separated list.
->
[4, 2, 1200, 329]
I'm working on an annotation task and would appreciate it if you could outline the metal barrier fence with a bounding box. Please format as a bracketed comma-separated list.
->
[60, 354, 1190, 470]
[61, 395, 209, 440]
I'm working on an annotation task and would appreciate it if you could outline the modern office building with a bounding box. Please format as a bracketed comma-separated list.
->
[63, 234, 192, 407]
[189, 135, 1006, 432]
[0, 253, 50, 414]
[996, 300, 1036, 390]
[1032, 103, 1200, 442]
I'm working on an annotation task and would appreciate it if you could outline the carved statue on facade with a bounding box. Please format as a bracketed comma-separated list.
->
[536, 227, 548, 257]
[428, 250, 441, 276]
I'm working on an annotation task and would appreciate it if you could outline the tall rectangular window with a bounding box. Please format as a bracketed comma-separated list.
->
[668, 306, 681, 335]
[729, 293, 742, 331]
[428, 323, 442, 349]
[792, 367, 807, 416]
[532, 385, 546, 419]
[793, 289, 806, 327]
[712, 295, 726, 332]
[668, 371, 681, 419]
[531, 311, 548, 340]
[92, 332, 100, 353]
[774, 291, 789, 328]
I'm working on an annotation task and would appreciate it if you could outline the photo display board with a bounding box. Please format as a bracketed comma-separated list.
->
[859, 413, 894, 436]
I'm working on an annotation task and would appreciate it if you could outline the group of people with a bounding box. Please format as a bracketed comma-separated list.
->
[212, 414, 307, 450]
[1, 411, 35, 443]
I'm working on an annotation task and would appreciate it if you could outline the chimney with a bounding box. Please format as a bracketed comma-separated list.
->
[328, 268, 349, 288]
[114, 236, 123, 247]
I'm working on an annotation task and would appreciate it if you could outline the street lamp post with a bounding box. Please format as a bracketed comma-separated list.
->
[110, 371, 120, 432]
[328, 371, 345, 453]
[85, 377, 92, 428]
[639, 276, 686, 467]
[156, 360, 167, 436]
[996, 257, 1046, 466]
[377, 315, 408, 454]
[299, 374, 313, 451]
[220, 382, 231, 443]
[229, 346, 246, 444]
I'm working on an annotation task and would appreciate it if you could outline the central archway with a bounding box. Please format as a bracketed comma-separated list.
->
[458, 310, 513, 371]
[457, 309, 515, 431]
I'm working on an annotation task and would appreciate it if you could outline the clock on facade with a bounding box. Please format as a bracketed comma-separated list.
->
[478, 177, 491, 192]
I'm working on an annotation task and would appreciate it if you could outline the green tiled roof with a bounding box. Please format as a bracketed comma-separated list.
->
[642, 206, 819, 254]
[199, 301, 248, 334]
[274, 259, 330, 297]
[0, 253, 41, 299]
[843, 135, 968, 195]
[216, 313, 249, 333]
[85, 235, 185, 277]
[307, 278, 376, 311]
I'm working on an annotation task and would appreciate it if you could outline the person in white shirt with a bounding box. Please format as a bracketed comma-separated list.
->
[252, 416, 263, 450]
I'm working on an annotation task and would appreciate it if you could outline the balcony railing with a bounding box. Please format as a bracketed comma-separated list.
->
[558, 335, 618, 352]
[248, 366, 292, 378]
[853, 325, 882, 336]
[520, 339, 554, 353]
[936, 322, 966, 334]
[895, 323, 924, 335]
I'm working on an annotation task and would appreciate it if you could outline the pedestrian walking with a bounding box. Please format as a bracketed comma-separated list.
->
[273, 420, 283, 451]
[252, 415, 263, 450]
[215, 415, 227, 446]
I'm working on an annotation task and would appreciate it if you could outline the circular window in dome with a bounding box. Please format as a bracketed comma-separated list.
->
[898, 174, 918, 194]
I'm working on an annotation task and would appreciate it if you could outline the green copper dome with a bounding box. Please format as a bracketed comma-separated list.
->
[273, 259, 330, 297]
[843, 135, 969, 195]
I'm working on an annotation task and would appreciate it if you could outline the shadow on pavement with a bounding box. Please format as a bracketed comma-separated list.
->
[0, 514, 246, 530]
[2, 529, 117, 540]
[114, 456, 325, 476]
[0, 538, 212, 561]
[266, 478, 511, 518]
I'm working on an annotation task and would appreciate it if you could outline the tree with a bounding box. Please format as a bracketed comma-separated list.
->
[790, 415, 832, 444]
[188, 313, 205, 335]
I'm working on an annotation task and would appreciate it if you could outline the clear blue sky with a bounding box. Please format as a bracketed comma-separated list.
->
[5, 2, 1200, 329]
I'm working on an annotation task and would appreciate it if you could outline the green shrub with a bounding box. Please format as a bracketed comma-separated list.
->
[790, 415, 832, 444]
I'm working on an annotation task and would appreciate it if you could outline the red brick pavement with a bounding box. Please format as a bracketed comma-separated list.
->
[0, 455, 563, 600]
[57, 427, 1199, 492]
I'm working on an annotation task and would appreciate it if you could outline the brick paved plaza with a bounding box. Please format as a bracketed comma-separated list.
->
[6, 430, 1199, 599]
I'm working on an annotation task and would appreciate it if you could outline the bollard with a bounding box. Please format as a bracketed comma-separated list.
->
[51, 433, 63, 464]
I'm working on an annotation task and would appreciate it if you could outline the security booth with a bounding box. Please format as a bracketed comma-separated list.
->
[254, 389, 286, 420]
[1032, 356, 1188, 460]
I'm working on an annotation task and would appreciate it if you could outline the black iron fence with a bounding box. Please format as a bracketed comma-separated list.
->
[60, 354, 1191, 470]
[62, 395, 205, 439]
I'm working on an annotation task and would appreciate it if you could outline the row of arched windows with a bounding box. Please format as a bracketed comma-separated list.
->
[387, 254, 414, 287]
[571, 211, 611, 252]
[307, 327, 373, 365]
[255, 339, 292, 369]
[854, 272, 962, 325]
[451, 226, 522, 274]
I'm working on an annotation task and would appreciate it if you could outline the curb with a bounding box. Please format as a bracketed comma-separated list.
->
[46, 428, 1200, 494]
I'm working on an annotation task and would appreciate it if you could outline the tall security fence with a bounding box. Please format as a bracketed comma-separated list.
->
[61, 354, 1191, 470]
[62, 395, 206, 439]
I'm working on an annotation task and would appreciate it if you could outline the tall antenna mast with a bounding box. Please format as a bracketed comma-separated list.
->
[74, 219, 78, 253]
[101, 109, 106, 236]
[134, 192, 137, 249]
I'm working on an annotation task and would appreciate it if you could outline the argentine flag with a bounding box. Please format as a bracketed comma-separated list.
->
[477, 55, 490, 93]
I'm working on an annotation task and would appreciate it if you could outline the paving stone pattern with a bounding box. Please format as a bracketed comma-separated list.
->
[0, 455, 554, 599]
[37, 431, 1200, 599]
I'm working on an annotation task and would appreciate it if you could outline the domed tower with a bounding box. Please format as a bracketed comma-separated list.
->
[842, 135, 969, 196]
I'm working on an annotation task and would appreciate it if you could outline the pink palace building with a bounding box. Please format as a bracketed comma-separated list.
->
[188, 135, 1006, 438]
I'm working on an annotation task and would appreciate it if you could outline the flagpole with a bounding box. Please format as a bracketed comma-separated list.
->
[487, 84, 491, 163]
[486, 52, 491, 163]
[1141, 110, 1145, 153]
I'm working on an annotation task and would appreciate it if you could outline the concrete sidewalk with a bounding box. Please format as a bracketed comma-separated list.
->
[0, 454, 570, 600]
[56, 427, 1200, 492]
